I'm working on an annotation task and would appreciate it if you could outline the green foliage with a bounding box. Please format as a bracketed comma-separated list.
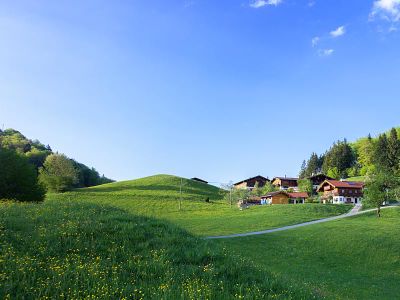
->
[220, 208, 400, 299]
[39, 154, 79, 192]
[0, 147, 45, 202]
[300, 127, 400, 180]
[326, 167, 340, 180]
[299, 152, 323, 178]
[322, 140, 356, 178]
[363, 171, 400, 216]
[0, 128, 113, 187]
[298, 179, 313, 195]
[261, 181, 278, 194]
[0, 200, 311, 299]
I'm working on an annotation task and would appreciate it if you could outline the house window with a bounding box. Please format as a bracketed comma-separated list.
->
[349, 190, 352, 194]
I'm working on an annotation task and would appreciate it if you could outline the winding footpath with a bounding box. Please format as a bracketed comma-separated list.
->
[205, 204, 399, 240]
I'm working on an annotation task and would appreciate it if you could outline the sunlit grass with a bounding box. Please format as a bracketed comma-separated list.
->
[218, 208, 400, 300]
[0, 200, 313, 299]
[48, 174, 351, 236]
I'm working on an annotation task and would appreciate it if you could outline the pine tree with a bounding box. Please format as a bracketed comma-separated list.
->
[387, 128, 400, 174]
[299, 160, 307, 178]
[374, 134, 390, 171]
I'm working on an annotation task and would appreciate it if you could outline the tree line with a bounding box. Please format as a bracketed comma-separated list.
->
[299, 127, 400, 216]
[299, 127, 400, 180]
[0, 128, 113, 202]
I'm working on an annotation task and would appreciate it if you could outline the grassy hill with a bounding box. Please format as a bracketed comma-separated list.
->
[0, 200, 312, 299]
[219, 207, 400, 300]
[48, 174, 351, 236]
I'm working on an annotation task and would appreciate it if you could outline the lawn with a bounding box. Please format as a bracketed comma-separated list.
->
[0, 199, 312, 299]
[47, 174, 351, 236]
[217, 207, 400, 300]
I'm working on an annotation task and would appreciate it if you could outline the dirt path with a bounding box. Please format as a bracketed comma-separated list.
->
[205, 205, 398, 240]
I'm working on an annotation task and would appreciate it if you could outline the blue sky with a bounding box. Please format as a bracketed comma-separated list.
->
[1, 0, 400, 184]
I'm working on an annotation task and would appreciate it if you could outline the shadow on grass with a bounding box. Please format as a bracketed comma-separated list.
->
[0, 200, 313, 299]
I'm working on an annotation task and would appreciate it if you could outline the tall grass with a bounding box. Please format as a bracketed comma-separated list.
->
[0, 200, 314, 299]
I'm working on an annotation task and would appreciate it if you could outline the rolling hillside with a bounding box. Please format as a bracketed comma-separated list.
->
[48, 174, 350, 236]
[0, 199, 311, 299]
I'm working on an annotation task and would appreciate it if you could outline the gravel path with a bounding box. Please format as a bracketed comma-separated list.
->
[205, 205, 398, 240]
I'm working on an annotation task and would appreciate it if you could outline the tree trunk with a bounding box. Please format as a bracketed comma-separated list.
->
[377, 206, 381, 218]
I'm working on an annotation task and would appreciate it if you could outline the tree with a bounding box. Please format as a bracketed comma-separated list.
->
[363, 171, 399, 217]
[354, 135, 376, 176]
[322, 140, 356, 178]
[251, 182, 263, 197]
[387, 128, 400, 174]
[374, 134, 390, 171]
[327, 167, 341, 180]
[0, 147, 45, 202]
[39, 154, 79, 192]
[298, 179, 313, 195]
[299, 160, 307, 178]
[261, 182, 277, 194]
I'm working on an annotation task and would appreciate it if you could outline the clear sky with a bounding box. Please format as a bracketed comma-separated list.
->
[1, 0, 400, 184]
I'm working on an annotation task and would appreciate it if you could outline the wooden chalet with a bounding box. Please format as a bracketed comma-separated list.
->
[271, 176, 299, 191]
[308, 174, 334, 191]
[191, 177, 208, 184]
[234, 175, 270, 190]
[261, 191, 290, 204]
[317, 180, 364, 204]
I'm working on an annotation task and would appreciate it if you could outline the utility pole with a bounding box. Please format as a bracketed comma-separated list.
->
[230, 187, 232, 207]
[179, 178, 183, 211]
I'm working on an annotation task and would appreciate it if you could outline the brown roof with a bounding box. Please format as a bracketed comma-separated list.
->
[327, 180, 364, 188]
[288, 192, 309, 198]
[318, 180, 364, 192]
[272, 177, 299, 182]
[234, 175, 269, 186]
[262, 191, 288, 198]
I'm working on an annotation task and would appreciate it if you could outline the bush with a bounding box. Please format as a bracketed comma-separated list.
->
[0, 147, 45, 202]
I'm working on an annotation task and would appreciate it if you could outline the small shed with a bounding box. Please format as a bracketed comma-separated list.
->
[191, 177, 208, 184]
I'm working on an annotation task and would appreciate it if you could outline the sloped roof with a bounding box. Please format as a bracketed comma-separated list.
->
[318, 180, 364, 192]
[234, 175, 269, 186]
[262, 191, 288, 198]
[288, 192, 309, 198]
[271, 177, 299, 182]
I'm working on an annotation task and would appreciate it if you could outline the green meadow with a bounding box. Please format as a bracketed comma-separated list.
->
[1, 174, 398, 299]
[0, 199, 312, 299]
[47, 175, 350, 236]
[218, 208, 400, 300]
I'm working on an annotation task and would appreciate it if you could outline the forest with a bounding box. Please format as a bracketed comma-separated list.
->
[0, 128, 113, 201]
[299, 127, 400, 180]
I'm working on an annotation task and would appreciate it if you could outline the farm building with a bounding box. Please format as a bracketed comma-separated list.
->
[288, 192, 309, 204]
[191, 177, 208, 184]
[234, 175, 270, 190]
[317, 180, 364, 204]
[307, 174, 334, 191]
[271, 176, 299, 191]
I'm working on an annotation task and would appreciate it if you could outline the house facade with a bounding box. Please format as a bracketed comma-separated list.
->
[261, 191, 290, 204]
[271, 177, 299, 191]
[308, 174, 334, 191]
[317, 180, 364, 204]
[234, 175, 269, 190]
